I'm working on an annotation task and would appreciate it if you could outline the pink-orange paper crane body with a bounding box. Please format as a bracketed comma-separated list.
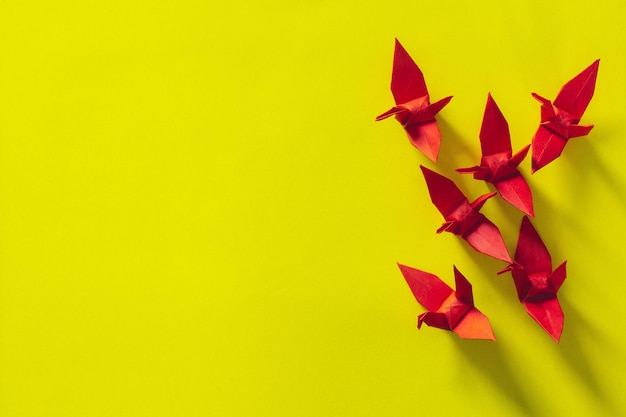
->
[531, 60, 599, 172]
[499, 216, 567, 342]
[398, 264, 495, 340]
[376, 39, 452, 162]
[420, 165, 512, 263]
[457, 94, 534, 217]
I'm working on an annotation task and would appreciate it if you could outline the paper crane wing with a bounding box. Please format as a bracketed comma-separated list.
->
[479, 93, 512, 156]
[420, 165, 466, 217]
[405, 122, 443, 162]
[398, 263, 452, 312]
[389, 38, 429, 105]
[453, 266, 472, 304]
[464, 220, 512, 263]
[553, 60, 600, 120]
[494, 175, 534, 218]
[549, 261, 567, 293]
[524, 298, 564, 342]
[453, 309, 496, 340]
[514, 216, 552, 275]
[531, 127, 568, 173]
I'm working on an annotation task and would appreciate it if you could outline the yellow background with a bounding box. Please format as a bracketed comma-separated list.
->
[1, 1, 625, 416]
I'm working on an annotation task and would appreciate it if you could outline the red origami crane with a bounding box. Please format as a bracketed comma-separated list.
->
[397, 264, 495, 340]
[376, 39, 452, 162]
[499, 216, 567, 342]
[457, 93, 534, 217]
[531, 59, 600, 173]
[420, 165, 512, 263]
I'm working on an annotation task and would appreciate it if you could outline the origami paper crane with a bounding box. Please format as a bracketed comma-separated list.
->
[397, 264, 495, 340]
[531, 59, 600, 173]
[498, 217, 567, 342]
[376, 39, 452, 162]
[420, 166, 512, 263]
[457, 93, 534, 217]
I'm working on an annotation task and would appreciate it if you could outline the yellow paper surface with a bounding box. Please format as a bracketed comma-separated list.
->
[0, 1, 625, 416]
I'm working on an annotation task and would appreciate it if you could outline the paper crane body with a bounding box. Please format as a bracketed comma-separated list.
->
[531, 60, 600, 172]
[499, 217, 567, 342]
[420, 166, 512, 263]
[457, 94, 534, 217]
[376, 39, 452, 162]
[398, 264, 495, 340]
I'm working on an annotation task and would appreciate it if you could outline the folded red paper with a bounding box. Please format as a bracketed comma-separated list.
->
[398, 264, 495, 340]
[376, 39, 452, 162]
[420, 165, 512, 263]
[457, 93, 534, 217]
[499, 217, 567, 342]
[531, 60, 600, 173]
